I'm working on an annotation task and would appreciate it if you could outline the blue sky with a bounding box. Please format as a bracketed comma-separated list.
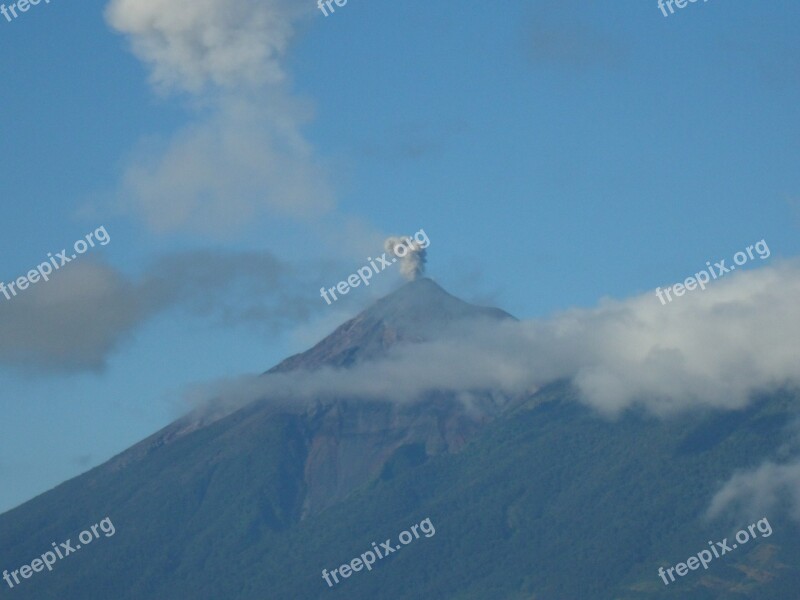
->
[0, 0, 798, 512]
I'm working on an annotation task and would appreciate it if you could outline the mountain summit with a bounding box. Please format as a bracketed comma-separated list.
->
[256, 278, 516, 513]
[102, 279, 514, 486]
[269, 277, 514, 373]
[0, 280, 517, 598]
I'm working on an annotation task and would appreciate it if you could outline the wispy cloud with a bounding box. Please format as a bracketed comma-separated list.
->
[526, 4, 627, 71]
[708, 459, 800, 524]
[359, 120, 469, 161]
[105, 0, 332, 235]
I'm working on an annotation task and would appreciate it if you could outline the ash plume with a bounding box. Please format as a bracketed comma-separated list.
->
[384, 234, 428, 280]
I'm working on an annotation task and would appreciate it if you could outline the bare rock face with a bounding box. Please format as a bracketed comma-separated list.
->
[298, 393, 496, 517]
[260, 278, 515, 516]
[100, 278, 515, 521]
[267, 277, 514, 373]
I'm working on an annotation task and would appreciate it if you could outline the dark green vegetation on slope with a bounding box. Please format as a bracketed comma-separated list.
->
[259, 385, 800, 600]
[2, 383, 799, 599]
[2, 279, 798, 599]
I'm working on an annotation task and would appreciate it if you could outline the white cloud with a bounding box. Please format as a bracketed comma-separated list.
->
[708, 460, 800, 524]
[105, 0, 332, 235]
[105, 0, 308, 93]
[187, 261, 800, 417]
[117, 98, 333, 233]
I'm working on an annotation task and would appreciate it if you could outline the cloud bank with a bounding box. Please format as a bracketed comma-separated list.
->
[187, 260, 800, 417]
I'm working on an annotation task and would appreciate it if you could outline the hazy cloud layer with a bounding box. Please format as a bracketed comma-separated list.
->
[188, 261, 800, 417]
[0, 262, 151, 372]
[105, 0, 332, 235]
[708, 460, 800, 524]
[0, 252, 317, 373]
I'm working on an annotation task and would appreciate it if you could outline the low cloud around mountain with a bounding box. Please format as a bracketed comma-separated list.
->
[188, 261, 800, 417]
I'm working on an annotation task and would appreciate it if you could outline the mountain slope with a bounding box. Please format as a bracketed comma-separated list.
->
[0, 278, 516, 599]
[2, 280, 798, 599]
[3, 383, 799, 599]
[269, 277, 513, 373]
[261, 385, 800, 600]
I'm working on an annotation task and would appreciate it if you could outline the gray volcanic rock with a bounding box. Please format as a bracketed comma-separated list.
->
[268, 277, 514, 373]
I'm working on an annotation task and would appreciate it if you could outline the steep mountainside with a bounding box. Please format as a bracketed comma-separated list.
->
[269, 277, 513, 373]
[0, 279, 515, 598]
[2, 280, 798, 599]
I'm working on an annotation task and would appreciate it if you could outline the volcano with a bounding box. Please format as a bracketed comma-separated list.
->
[0, 278, 517, 598]
[1, 279, 800, 599]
